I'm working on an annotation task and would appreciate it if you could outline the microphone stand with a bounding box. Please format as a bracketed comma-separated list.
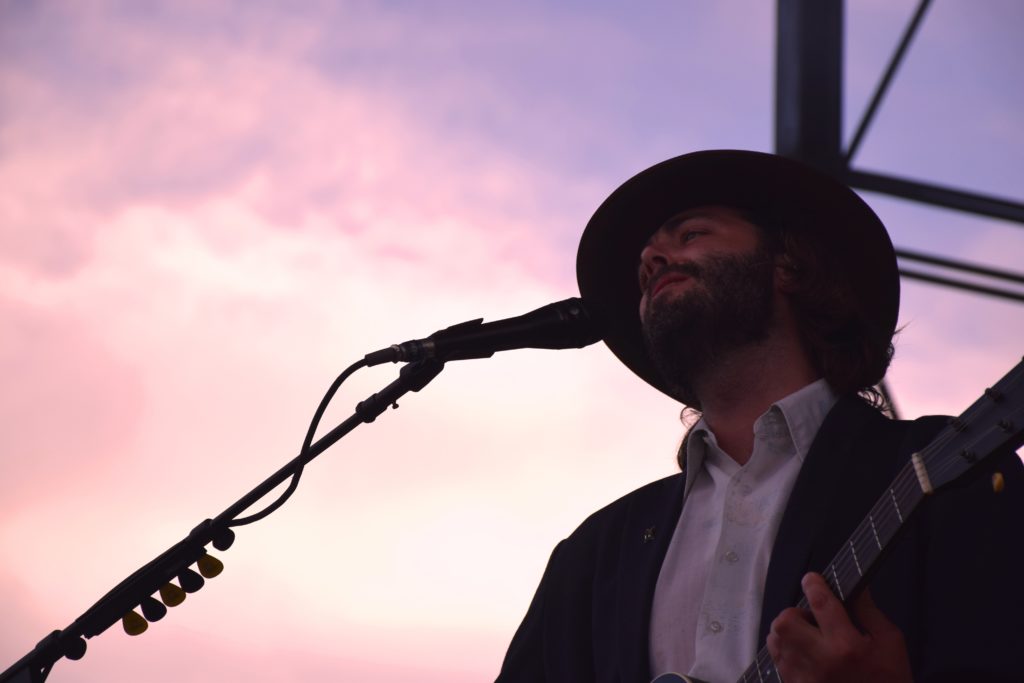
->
[0, 359, 445, 683]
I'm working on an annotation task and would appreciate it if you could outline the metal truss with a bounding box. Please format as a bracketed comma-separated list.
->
[775, 0, 1024, 416]
[776, 0, 1024, 307]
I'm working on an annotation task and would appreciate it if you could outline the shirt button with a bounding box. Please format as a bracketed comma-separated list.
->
[725, 550, 739, 563]
[709, 621, 723, 633]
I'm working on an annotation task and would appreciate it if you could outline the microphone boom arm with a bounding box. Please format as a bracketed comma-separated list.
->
[0, 359, 445, 683]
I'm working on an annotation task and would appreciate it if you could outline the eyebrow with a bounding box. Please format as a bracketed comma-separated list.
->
[660, 211, 717, 231]
[643, 213, 714, 251]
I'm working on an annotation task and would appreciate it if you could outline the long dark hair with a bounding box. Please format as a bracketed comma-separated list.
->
[764, 217, 895, 406]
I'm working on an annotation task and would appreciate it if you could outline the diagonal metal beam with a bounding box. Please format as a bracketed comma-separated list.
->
[845, 0, 933, 163]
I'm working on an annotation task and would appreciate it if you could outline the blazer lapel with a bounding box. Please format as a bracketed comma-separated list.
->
[616, 470, 687, 682]
[758, 397, 887, 641]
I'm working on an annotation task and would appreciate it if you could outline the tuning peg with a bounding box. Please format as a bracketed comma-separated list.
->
[178, 567, 205, 593]
[197, 553, 224, 578]
[140, 595, 168, 622]
[159, 582, 186, 606]
[993, 471, 1005, 493]
[212, 527, 235, 551]
[64, 636, 87, 660]
[122, 609, 148, 636]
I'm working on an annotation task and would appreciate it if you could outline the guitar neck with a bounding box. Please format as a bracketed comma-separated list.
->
[654, 360, 1024, 683]
[735, 461, 926, 683]
[734, 359, 1024, 683]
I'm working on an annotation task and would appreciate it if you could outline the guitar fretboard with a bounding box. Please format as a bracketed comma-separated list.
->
[652, 361, 1024, 683]
[733, 358, 1024, 683]
[736, 461, 926, 683]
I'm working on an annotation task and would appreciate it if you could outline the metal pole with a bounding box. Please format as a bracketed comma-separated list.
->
[775, 0, 845, 177]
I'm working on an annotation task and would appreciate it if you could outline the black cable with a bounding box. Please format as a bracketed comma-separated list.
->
[300, 359, 370, 454]
[226, 467, 304, 527]
[229, 358, 370, 527]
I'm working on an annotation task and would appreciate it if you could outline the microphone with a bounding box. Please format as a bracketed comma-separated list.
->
[363, 297, 601, 366]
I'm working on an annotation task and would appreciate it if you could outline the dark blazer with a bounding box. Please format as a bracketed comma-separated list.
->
[497, 397, 1024, 683]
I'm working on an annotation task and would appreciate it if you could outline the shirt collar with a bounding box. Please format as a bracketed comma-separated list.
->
[681, 378, 838, 495]
[770, 377, 838, 459]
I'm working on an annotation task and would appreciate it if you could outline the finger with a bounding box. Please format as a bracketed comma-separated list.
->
[851, 587, 900, 637]
[767, 623, 816, 678]
[769, 605, 822, 655]
[801, 572, 859, 640]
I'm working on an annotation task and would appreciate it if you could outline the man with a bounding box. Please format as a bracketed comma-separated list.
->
[496, 151, 1024, 682]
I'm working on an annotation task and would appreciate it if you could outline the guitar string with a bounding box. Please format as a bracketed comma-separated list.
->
[927, 422, 1011, 484]
[755, 373, 1023, 681]
[739, 466, 923, 683]
[743, 418, 1002, 681]
[921, 366, 1022, 470]
[920, 368, 1024, 483]
[743, 470, 918, 683]
[827, 465, 920, 600]
[776, 381, 1024, 681]
[736, 458, 923, 681]
[679, 474, 923, 683]
[658, 374, 1024, 683]
[737, 364, 1024, 683]
[740, 442, 956, 682]
[926, 389, 1024, 481]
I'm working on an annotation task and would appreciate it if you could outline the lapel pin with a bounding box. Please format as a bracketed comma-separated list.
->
[642, 526, 656, 544]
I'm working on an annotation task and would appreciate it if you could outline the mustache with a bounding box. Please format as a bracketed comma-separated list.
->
[646, 262, 702, 299]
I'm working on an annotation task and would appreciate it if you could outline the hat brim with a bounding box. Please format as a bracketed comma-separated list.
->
[576, 150, 899, 400]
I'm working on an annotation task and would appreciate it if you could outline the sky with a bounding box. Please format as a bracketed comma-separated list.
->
[1, 1, 1023, 681]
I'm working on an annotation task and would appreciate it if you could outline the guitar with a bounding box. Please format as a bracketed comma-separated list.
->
[652, 358, 1024, 683]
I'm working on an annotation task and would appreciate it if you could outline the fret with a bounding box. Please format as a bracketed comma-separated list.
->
[850, 520, 881, 581]
[810, 463, 930, 612]
[869, 514, 881, 548]
[716, 360, 1024, 683]
[740, 649, 781, 683]
[857, 508, 889, 564]
[829, 563, 844, 601]
[873, 509, 896, 550]
[888, 487, 903, 523]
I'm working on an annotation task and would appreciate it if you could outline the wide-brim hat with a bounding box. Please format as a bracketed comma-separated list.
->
[576, 149, 899, 399]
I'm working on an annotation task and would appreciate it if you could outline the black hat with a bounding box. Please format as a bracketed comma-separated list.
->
[576, 149, 899, 399]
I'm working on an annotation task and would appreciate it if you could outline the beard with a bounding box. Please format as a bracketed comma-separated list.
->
[641, 244, 776, 406]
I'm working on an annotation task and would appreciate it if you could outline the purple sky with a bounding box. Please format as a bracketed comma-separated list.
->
[1, 2, 1022, 681]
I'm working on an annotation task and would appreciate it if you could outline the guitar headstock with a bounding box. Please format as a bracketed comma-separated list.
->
[920, 358, 1024, 492]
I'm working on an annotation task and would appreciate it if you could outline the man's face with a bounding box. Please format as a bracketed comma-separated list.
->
[637, 206, 777, 404]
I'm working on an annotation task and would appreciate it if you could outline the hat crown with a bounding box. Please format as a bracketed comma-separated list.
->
[576, 150, 898, 399]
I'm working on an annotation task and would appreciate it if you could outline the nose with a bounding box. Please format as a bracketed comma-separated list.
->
[638, 236, 670, 289]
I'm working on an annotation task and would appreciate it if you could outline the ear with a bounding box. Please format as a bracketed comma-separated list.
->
[774, 254, 801, 294]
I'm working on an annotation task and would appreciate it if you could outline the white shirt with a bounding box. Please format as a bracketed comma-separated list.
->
[649, 379, 838, 682]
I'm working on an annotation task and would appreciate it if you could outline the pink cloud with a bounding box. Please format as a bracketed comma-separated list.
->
[1, 2, 1021, 681]
[0, 296, 144, 507]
